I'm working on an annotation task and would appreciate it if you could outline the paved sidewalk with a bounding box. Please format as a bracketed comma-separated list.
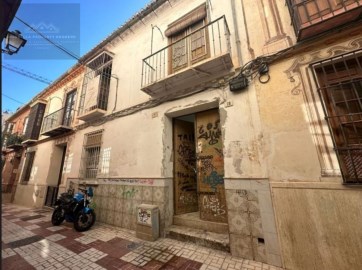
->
[1, 204, 283, 270]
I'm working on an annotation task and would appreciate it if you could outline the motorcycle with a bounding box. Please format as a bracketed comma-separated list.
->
[51, 184, 96, 232]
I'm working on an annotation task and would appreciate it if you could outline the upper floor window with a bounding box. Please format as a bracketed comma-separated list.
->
[22, 117, 28, 135]
[24, 101, 46, 141]
[21, 151, 36, 183]
[165, 4, 208, 74]
[78, 52, 113, 117]
[312, 50, 362, 184]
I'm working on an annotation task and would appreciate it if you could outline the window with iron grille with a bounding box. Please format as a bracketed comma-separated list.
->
[78, 52, 113, 115]
[312, 50, 362, 184]
[80, 130, 103, 179]
[21, 151, 36, 182]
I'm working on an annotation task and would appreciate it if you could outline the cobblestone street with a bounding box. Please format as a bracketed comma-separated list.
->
[2, 204, 283, 270]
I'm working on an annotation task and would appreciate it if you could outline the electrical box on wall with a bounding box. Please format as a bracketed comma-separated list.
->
[229, 75, 248, 92]
[136, 204, 160, 241]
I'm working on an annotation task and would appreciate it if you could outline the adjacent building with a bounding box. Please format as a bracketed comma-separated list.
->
[2, 106, 30, 203]
[13, 64, 84, 207]
[9, 1, 362, 269]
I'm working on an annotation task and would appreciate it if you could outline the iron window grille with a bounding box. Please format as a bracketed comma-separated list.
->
[312, 50, 362, 184]
[21, 151, 36, 182]
[80, 130, 103, 179]
[78, 52, 113, 116]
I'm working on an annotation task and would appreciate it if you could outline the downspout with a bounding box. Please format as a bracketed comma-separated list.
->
[231, 0, 243, 67]
[112, 74, 119, 113]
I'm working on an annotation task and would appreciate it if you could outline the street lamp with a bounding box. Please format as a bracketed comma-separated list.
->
[2, 30, 27, 55]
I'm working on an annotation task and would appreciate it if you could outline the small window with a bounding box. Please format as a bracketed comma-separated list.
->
[21, 151, 36, 182]
[7, 123, 14, 134]
[80, 130, 103, 179]
[22, 117, 29, 135]
[312, 50, 362, 184]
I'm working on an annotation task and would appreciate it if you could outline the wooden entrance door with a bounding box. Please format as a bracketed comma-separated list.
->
[173, 119, 198, 214]
[196, 109, 227, 223]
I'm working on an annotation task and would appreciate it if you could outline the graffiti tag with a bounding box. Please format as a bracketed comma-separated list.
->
[123, 187, 138, 199]
[202, 171, 224, 191]
[179, 192, 197, 205]
[201, 194, 226, 217]
[198, 120, 221, 145]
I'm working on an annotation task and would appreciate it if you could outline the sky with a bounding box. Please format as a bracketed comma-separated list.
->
[2, 0, 150, 113]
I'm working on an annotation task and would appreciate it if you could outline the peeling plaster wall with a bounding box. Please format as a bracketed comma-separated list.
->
[12, 0, 362, 268]
[255, 35, 362, 269]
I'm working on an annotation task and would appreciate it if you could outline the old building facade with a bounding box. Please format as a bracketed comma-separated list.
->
[13, 65, 84, 208]
[2, 105, 30, 203]
[11, 1, 362, 269]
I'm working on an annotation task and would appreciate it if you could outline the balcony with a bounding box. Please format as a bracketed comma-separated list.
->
[41, 107, 73, 137]
[4, 133, 24, 150]
[77, 105, 106, 122]
[141, 16, 233, 97]
[287, 0, 362, 41]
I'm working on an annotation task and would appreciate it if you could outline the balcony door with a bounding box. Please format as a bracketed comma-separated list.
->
[62, 90, 76, 126]
[166, 4, 209, 74]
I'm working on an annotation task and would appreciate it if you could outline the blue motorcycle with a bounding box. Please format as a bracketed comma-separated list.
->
[51, 185, 96, 232]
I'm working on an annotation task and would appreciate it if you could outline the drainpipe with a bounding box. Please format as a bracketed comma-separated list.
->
[112, 74, 119, 113]
[230, 0, 243, 67]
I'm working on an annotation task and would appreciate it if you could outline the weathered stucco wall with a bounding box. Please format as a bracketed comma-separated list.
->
[11, 0, 362, 269]
[272, 184, 362, 270]
[254, 29, 362, 270]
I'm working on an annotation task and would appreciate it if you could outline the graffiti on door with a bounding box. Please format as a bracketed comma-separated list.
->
[202, 171, 224, 191]
[196, 109, 227, 222]
[200, 192, 226, 218]
[198, 119, 222, 145]
[174, 119, 198, 214]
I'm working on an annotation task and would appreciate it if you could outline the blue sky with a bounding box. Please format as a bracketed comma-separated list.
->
[2, 0, 150, 113]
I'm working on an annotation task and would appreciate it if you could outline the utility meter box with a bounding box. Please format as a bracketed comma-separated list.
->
[136, 204, 159, 241]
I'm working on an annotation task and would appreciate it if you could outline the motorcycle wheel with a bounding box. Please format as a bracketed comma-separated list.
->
[73, 210, 96, 232]
[51, 208, 65, 226]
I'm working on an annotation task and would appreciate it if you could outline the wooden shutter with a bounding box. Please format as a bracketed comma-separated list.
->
[24, 103, 46, 140]
[21, 151, 35, 182]
[171, 32, 188, 73]
[190, 20, 207, 63]
[165, 4, 206, 37]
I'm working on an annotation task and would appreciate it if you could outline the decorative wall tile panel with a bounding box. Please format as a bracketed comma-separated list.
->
[142, 187, 152, 201]
[116, 186, 125, 198]
[228, 210, 251, 235]
[108, 185, 117, 198]
[153, 187, 165, 202]
[107, 198, 115, 211]
[230, 234, 253, 259]
[107, 210, 115, 225]
[114, 212, 123, 227]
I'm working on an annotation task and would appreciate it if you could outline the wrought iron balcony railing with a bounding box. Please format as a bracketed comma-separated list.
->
[141, 16, 232, 96]
[41, 107, 74, 136]
[287, 0, 362, 40]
